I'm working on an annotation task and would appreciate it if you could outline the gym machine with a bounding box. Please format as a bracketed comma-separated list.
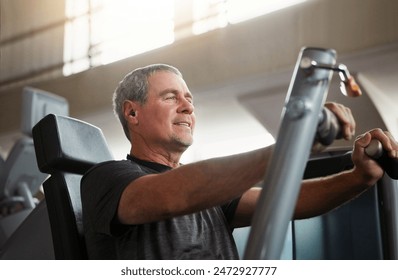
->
[244, 47, 398, 260]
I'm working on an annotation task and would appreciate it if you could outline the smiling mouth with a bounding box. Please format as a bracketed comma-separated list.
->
[174, 122, 191, 128]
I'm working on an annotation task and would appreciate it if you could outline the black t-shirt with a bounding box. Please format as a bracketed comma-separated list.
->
[81, 155, 240, 259]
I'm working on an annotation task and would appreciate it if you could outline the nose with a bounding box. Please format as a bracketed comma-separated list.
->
[178, 98, 194, 114]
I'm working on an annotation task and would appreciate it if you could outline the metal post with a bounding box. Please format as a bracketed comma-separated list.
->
[378, 175, 398, 259]
[244, 47, 337, 259]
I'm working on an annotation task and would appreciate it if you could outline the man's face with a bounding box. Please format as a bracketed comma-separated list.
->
[135, 71, 195, 153]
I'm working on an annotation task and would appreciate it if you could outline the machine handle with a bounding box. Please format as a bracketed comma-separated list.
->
[365, 139, 398, 179]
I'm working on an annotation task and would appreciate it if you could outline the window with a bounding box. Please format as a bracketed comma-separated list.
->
[64, 0, 174, 75]
[63, 0, 306, 75]
[226, 0, 306, 24]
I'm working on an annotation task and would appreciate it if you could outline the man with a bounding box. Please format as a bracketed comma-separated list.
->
[81, 64, 398, 259]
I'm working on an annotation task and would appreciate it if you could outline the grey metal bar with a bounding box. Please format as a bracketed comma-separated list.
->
[244, 47, 337, 259]
[378, 175, 398, 259]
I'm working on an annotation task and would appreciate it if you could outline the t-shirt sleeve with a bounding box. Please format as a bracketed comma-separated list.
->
[81, 160, 146, 236]
[221, 197, 241, 225]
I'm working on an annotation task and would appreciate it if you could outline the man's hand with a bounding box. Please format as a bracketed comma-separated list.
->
[352, 129, 398, 186]
[324, 102, 356, 140]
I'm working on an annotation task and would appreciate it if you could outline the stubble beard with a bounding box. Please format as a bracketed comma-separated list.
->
[171, 133, 193, 151]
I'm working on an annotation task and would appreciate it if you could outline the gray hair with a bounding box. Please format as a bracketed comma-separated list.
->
[112, 64, 182, 140]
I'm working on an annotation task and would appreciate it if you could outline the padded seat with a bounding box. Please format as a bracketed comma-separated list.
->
[33, 114, 113, 259]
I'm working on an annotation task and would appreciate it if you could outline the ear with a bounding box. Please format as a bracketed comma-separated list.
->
[123, 100, 139, 124]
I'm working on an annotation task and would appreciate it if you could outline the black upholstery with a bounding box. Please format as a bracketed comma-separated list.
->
[32, 114, 113, 259]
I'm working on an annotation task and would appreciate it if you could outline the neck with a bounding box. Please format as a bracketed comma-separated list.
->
[130, 146, 183, 168]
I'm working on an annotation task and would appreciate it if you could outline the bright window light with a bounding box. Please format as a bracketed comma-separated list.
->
[64, 0, 175, 75]
[63, 16, 90, 76]
[227, 0, 307, 24]
[98, 0, 175, 65]
[192, 0, 228, 35]
[63, 0, 307, 75]
[192, 0, 307, 35]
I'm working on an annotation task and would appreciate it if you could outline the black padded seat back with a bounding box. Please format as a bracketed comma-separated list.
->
[33, 114, 113, 174]
[32, 114, 113, 259]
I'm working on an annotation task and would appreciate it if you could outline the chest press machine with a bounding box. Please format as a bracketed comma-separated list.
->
[244, 47, 398, 260]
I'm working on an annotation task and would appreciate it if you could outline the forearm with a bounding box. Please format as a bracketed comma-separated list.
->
[179, 149, 269, 209]
[294, 168, 370, 219]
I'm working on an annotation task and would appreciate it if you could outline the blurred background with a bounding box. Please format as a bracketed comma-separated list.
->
[0, 0, 397, 162]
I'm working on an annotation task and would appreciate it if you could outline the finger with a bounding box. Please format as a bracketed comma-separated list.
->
[336, 105, 355, 140]
[383, 131, 398, 158]
[341, 106, 355, 140]
[367, 128, 391, 148]
[367, 129, 398, 158]
[355, 132, 372, 149]
[324, 102, 353, 139]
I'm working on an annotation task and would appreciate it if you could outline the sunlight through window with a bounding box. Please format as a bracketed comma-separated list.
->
[98, 0, 175, 65]
[64, 0, 174, 75]
[227, 0, 307, 24]
[191, 0, 306, 35]
[63, 0, 306, 75]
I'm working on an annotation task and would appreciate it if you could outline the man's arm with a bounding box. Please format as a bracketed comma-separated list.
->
[117, 146, 273, 225]
[230, 171, 365, 228]
[231, 128, 398, 228]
